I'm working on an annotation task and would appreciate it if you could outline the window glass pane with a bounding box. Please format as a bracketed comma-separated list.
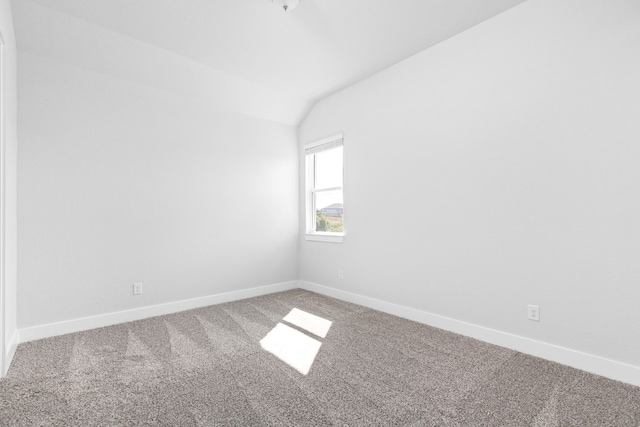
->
[315, 190, 343, 233]
[314, 147, 343, 190]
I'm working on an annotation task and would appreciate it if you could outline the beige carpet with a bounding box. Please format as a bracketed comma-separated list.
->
[1, 289, 639, 426]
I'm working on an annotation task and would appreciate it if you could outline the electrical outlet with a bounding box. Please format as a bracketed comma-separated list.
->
[528, 304, 540, 321]
[339, 270, 344, 280]
[133, 283, 143, 295]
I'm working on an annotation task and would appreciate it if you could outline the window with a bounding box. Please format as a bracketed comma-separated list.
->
[305, 134, 344, 243]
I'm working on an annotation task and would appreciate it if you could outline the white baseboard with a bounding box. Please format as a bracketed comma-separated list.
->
[13, 279, 640, 388]
[19, 281, 299, 344]
[3, 329, 20, 376]
[299, 280, 640, 388]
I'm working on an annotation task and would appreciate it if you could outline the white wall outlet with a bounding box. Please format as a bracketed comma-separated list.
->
[133, 283, 143, 295]
[339, 270, 344, 280]
[528, 304, 540, 321]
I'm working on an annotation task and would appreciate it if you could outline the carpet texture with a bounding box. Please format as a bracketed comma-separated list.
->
[1, 289, 639, 426]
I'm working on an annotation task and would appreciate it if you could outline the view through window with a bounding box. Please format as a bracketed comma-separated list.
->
[305, 135, 344, 235]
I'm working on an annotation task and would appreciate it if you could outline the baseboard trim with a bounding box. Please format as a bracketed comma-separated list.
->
[3, 329, 19, 376]
[19, 281, 299, 344]
[299, 280, 640, 388]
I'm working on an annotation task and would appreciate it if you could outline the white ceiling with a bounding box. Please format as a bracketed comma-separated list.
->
[12, 0, 527, 124]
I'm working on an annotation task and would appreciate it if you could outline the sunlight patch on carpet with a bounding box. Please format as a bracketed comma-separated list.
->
[260, 323, 322, 375]
[283, 308, 332, 338]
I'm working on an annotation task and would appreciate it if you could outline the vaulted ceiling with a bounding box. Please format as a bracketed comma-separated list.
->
[12, 0, 527, 124]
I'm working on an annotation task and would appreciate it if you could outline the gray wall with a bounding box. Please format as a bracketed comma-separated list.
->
[17, 53, 299, 329]
[299, 0, 640, 367]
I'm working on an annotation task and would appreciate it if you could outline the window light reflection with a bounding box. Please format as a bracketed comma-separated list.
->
[283, 308, 332, 338]
[260, 308, 333, 375]
[260, 323, 321, 375]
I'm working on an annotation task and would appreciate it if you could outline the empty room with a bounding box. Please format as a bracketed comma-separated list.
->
[1, 0, 639, 425]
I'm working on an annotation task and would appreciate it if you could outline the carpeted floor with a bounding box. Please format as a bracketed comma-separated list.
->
[1, 289, 639, 426]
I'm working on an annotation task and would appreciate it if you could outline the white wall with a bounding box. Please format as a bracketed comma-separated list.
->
[17, 53, 298, 329]
[0, 0, 18, 375]
[299, 0, 640, 373]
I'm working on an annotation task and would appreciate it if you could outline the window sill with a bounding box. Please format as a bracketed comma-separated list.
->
[305, 233, 344, 243]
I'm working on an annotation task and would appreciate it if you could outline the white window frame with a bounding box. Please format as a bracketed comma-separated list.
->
[304, 134, 344, 243]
